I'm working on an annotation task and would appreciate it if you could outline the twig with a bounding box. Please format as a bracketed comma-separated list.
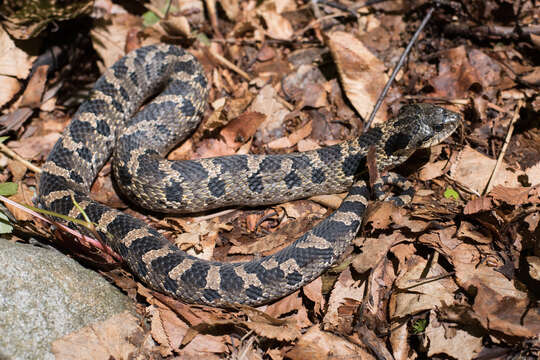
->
[364, 7, 434, 131]
[315, 0, 359, 18]
[0, 143, 42, 174]
[0, 194, 120, 260]
[295, 11, 350, 37]
[402, 95, 469, 105]
[483, 100, 523, 195]
[205, 45, 251, 81]
[444, 23, 540, 41]
[205, 0, 223, 39]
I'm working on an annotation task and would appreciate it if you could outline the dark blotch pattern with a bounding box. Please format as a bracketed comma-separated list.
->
[136, 153, 164, 179]
[208, 177, 226, 197]
[114, 164, 132, 186]
[171, 161, 208, 183]
[258, 157, 281, 172]
[248, 175, 263, 193]
[95, 119, 111, 137]
[77, 147, 92, 162]
[165, 181, 183, 203]
[311, 168, 325, 184]
[219, 267, 245, 292]
[316, 145, 342, 164]
[212, 156, 249, 174]
[341, 153, 363, 176]
[291, 155, 311, 170]
[180, 99, 195, 117]
[70, 119, 98, 143]
[245, 285, 263, 301]
[286, 270, 303, 286]
[180, 262, 210, 289]
[203, 289, 221, 302]
[284, 171, 302, 189]
[384, 133, 411, 156]
[69, 170, 84, 184]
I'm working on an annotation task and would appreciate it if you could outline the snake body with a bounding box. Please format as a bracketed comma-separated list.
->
[38, 44, 460, 306]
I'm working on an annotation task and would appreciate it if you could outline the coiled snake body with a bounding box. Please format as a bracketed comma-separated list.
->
[38, 44, 459, 306]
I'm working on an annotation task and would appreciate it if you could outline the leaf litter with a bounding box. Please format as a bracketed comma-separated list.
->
[0, 0, 539, 358]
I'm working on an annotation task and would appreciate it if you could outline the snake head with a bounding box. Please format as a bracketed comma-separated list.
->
[397, 103, 460, 148]
[377, 104, 460, 167]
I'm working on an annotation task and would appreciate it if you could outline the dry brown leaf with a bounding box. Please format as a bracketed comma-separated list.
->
[267, 121, 312, 149]
[7, 132, 60, 161]
[7, 160, 26, 182]
[457, 221, 492, 244]
[452, 249, 540, 337]
[264, 290, 312, 329]
[0, 75, 21, 108]
[430, 46, 481, 98]
[323, 268, 364, 332]
[527, 256, 540, 281]
[472, 281, 540, 338]
[160, 16, 191, 38]
[417, 227, 460, 260]
[4, 183, 34, 222]
[51, 312, 145, 360]
[249, 85, 291, 143]
[220, 111, 266, 149]
[0, 26, 33, 79]
[418, 160, 448, 181]
[196, 138, 236, 158]
[90, 11, 141, 70]
[463, 196, 493, 214]
[389, 319, 410, 360]
[352, 233, 403, 273]
[20, 65, 48, 107]
[173, 219, 223, 259]
[450, 146, 522, 194]
[286, 326, 374, 360]
[257, 7, 293, 41]
[245, 320, 301, 341]
[489, 185, 531, 205]
[363, 201, 404, 230]
[390, 256, 458, 319]
[218, 0, 240, 20]
[302, 277, 324, 315]
[302, 83, 328, 108]
[148, 304, 228, 356]
[423, 311, 483, 360]
[525, 161, 540, 185]
[325, 31, 388, 124]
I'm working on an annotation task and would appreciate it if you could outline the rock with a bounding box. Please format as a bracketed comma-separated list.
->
[0, 239, 135, 360]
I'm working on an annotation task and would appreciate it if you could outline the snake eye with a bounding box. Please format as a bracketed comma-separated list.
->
[432, 123, 444, 132]
[417, 135, 431, 147]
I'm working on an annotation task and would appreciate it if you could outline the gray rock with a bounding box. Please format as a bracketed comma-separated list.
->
[0, 239, 135, 360]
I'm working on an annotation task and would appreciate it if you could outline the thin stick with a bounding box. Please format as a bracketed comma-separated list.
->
[0, 194, 120, 260]
[206, 46, 251, 81]
[483, 100, 523, 195]
[364, 7, 434, 131]
[0, 143, 42, 173]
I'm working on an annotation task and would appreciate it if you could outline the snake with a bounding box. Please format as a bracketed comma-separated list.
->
[37, 44, 460, 306]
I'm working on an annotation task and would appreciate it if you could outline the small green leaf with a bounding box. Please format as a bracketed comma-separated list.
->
[0, 136, 9, 144]
[0, 211, 13, 234]
[444, 187, 459, 201]
[412, 318, 427, 334]
[0, 182, 18, 196]
[196, 32, 211, 46]
[142, 11, 160, 27]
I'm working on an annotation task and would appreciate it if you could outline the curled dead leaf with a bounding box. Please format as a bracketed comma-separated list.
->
[325, 31, 389, 123]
